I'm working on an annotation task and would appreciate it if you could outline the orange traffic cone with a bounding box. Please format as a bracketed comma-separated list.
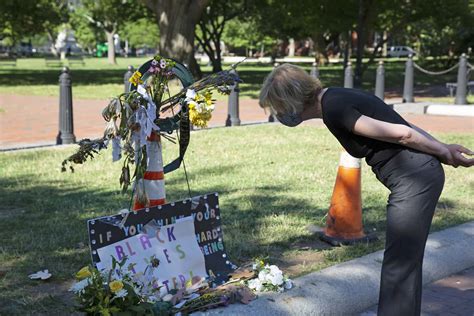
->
[132, 132, 166, 211]
[320, 151, 377, 246]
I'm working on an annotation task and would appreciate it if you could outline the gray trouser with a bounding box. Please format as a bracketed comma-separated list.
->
[372, 149, 445, 316]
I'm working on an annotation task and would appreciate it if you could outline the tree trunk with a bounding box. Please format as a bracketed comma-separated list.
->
[188, 54, 203, 78]
[213, 37, 223, 72]
[354, 0, 373, 87]
[288, 38, 295, 57]
[311, 33, 329, 65]
[212, 56, 222, 72]
[343, 31, 351, 67]
[46, 31, 59, 57]
[195, 19, 223, 73]
[106, 30, 116, 65]
[145, 0, 209, 78]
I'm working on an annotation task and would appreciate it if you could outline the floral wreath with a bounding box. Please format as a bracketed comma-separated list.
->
[62, 55, 241, 197]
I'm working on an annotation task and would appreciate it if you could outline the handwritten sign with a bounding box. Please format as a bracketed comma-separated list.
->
[88, 193, 235, 285]
[96, 217, 207, 294]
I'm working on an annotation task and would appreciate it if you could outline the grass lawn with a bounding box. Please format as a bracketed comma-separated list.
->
[1, 124, 473, 314]
[0, 57, 468, 101]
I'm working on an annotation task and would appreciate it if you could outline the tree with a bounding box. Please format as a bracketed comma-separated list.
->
[393, 0, 473, 63]
[40, 0, 70, 57]
[250, 0, 356, 61]
[195, 0, 247, 72]
[222, 18, 275, 57]
[120, 17, 160, 53]
[69, 7, 104, 54]
[0, 0, 68, 53]
[81, 0, 136, 64]
[143, 0, 209, 78]
[250, 0, 472, 86]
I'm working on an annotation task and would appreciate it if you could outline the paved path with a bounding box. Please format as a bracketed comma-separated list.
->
[361, 266, 474, 315]
[0, 94, 269, 150]
[1, 94, 473, 150]
[421, 266, 474, 316]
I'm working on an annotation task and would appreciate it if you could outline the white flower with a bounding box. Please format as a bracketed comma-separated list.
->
[132, 285, 141, 295]
[268, 265, 281, 275]
[247, 278, 263, 292]
[160, 59, 167, 68]
[137, 84, 148, 97]
[186, 89, 196, 99]
[258, 270, 269, 281]
[162, 294, 173, 302]
[147, 295, 161, 303]
[268, 272, 284, 286]
[284, 279, 293, 290]
[69, 278, 91, 294]
[115, 289, 128, 298]
[252, 263, 257, 270]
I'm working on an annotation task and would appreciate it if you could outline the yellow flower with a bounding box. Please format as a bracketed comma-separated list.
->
[129, 71, 143, 86]
[75, 266, 92, 280]
[185, 279, 192, 288]
[204, 91, 212, 101]
[109, 280, 124, 293]
[187, 94, 215, 128]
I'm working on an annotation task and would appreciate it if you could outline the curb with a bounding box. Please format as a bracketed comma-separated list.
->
[425, 104, 474, 117]
[200, 221, 474, 315]
[0, 142, 57, 152]
[0, 122, 272, 152]
[391, 102, 474, 117]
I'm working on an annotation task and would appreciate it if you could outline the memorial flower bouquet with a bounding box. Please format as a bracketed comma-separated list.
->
[245, 260, 293, 293]
[70, 256, 292, 314]
[185, 89, 215, 128]
[70, 258, 161, 315]
[70, 256, 258, 315]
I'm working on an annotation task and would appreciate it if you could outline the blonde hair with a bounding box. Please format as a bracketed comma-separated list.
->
[259, 63, 322, 115]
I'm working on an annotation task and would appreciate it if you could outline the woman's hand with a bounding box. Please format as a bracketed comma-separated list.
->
[439, 144, 474, 168]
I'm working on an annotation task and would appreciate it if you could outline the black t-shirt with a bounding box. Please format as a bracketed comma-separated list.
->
[321, 87, 411, 167]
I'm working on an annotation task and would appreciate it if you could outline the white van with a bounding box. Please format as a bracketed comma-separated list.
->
[387, 46, 416, 58]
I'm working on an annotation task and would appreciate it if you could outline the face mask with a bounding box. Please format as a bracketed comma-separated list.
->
[275, 113, 303, 127]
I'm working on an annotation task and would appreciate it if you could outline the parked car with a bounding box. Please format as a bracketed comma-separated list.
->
[387, 46, 416, 58]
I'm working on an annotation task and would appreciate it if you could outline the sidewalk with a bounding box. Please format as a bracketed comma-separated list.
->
[1, 94, 473, 151]
[420, 266, 474, 315]
[0, 94, 269, 150]
[362, 266, 474, 315]
[201, 221, 474, 315]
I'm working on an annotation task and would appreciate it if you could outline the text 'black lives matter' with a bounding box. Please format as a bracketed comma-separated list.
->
[87, 193, 235, 284]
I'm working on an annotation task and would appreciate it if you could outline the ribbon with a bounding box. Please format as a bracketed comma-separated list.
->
[112, 137, 122, 162]
[135, 84, 161, 147]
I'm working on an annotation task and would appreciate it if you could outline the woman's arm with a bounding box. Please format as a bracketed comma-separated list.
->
[352, 115, 474, 167]
[408, 122, 438, 142]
